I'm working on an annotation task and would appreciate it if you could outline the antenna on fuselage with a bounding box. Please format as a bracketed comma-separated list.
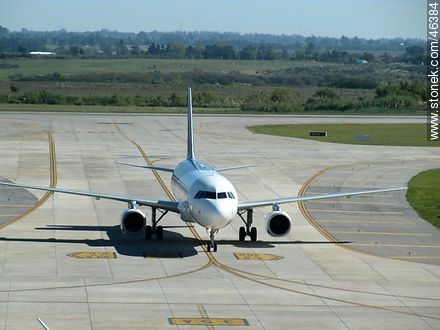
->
[187, 87, 195, 161]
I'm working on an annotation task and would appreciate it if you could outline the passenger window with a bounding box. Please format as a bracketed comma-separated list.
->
[217, 192, 227, 199]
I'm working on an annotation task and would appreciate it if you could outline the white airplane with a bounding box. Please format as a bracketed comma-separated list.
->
[0, 88, 406, 252]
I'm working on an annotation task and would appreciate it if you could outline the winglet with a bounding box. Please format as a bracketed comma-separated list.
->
[187, 87, 195, 161]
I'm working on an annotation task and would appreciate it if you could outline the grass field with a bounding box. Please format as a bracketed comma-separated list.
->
[0, 103, 242, 114]
[406, 169, 440, 229]
[0, 58, 425, 115]
[248, 124, 439, 147]
[0, 58, 343, 81]
[0, 103, 425, 116]
[0, 58, 372, 101]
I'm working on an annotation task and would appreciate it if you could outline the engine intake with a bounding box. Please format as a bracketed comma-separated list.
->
[120, 208, 146, 235]
[266, 211, 292, 237]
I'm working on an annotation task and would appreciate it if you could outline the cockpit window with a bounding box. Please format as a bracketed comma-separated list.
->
[195, 191, 235, 200]
[217, 192, 227, 199]
[195, 191, 216, 199]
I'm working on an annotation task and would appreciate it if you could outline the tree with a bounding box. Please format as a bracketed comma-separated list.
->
[130, 44, 141, 56]
[0, 25, 9, 38]
[147, 42, 161, 56]
[185, 45, 203, 59]
[116, 39, 128, 56]
[404, 46, 424, 64]
[69, 46, 82, 56]
[305, 42, 316, 59]
[166, 43, 185, 58]
[239, 46, 257, 60]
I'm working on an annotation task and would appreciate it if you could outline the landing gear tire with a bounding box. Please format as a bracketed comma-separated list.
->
[239, 227, 246, 241]
[156, 226, 164, 240]
[207, 241, 217, 252]
[250, 227, 257, 242]
[145, 225, 152, 240]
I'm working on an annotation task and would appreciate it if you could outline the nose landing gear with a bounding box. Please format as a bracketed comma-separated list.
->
[206, 228, 218, 252]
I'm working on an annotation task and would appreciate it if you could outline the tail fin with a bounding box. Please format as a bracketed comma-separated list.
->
[186, 87, 195, 160]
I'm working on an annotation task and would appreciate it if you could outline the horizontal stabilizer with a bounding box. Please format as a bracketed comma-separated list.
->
[117, 162, 175, 173]
[215, 164, 256, 172]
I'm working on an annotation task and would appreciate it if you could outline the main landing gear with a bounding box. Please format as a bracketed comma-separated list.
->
[237, 209, 257, 242]
[206, 228, 218, 252]
[145, 207, 168, 240]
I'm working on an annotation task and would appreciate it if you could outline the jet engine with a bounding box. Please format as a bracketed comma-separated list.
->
[266, 210, 292, 237]
[120, 208, 146, 235]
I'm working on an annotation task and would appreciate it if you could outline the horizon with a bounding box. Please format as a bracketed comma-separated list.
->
[0, 0, 425, 40]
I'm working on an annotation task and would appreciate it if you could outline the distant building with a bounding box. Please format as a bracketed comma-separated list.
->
[29, 51, 55, 56]
[356, 59, 368, 64]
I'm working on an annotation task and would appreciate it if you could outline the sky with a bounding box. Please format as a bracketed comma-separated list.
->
[0, 0, 425, 39]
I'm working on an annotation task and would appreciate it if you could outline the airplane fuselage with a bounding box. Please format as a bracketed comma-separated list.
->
[171, 159, 238, 230]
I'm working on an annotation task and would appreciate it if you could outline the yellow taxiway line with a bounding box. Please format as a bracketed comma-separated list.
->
[0, 132, 57, 230]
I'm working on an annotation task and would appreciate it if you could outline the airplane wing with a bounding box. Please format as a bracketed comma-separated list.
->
[0, 181, 179, 212]
[237, 187, 407, 211]
[117, 162, 175, 173]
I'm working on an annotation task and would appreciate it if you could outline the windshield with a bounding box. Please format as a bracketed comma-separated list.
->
[195, 191, 235, 200]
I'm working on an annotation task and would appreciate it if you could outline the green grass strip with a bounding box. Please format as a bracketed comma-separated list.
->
[406, 169, 440, 229]
[248, 124, 439, 147]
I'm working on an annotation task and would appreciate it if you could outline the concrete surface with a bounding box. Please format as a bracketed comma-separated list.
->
[0, 112, 438, 329]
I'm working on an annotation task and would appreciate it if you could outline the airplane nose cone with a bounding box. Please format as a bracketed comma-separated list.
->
[193, 200, 236, 229]
[217, 204, 235, 221]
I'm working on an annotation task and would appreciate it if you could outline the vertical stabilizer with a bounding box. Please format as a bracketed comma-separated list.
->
[187, 87, 195, 160]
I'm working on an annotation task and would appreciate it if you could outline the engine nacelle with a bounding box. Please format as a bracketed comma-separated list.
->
[120, 208, 146, 235]
[266, 211, 292, 237]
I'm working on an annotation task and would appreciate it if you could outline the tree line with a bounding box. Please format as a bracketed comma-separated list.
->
[0, 25, 425, 64]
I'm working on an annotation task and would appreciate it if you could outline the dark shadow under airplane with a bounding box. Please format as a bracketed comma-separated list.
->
[0, 224, 351, 258]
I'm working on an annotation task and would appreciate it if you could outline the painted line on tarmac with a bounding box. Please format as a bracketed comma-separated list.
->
[305, 192, 395, 198]
[234, 253, 283, 261]
[320, 220, 416, 225]
[316, 178, 402, 183]
[0, 214, 25, 217]
[305, 200, 399, 205]
[0, 132, 57, 230]
[351, 243, 440, 249]
[308, 185, 392, 189]
[68, 252, 117, 259]
[323, 171, 405, 176]
[169, 318, 249, 326]
[297, 159, 440, 267]
[307, 209, 404, 215]
[390, 256, 440, 260]
[332, 231, 432, 237]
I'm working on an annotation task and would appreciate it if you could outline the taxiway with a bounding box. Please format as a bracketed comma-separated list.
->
[0, 112, 438, 329]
